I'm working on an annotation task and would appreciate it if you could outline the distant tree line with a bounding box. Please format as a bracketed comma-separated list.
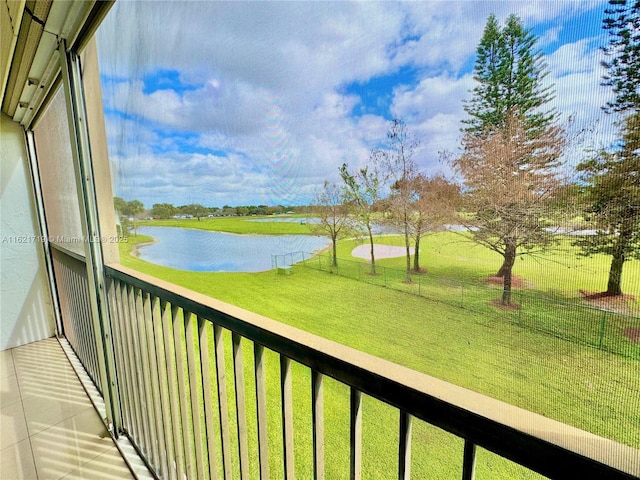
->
[113, 198, 301, 221]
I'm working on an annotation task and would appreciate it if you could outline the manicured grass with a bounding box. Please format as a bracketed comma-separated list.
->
[118, 228, 639, 478]
[302, 244, 639, 358]
[334, 232, 640, 301]
[137, 215, 315, 235]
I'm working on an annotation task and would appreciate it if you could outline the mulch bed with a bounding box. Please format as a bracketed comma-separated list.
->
[622, 327, 640, 344]
[485, 275, 525, 288]
[580, 291, 636, 301]
[491, 298, 520, 310]
[579, 290, 637, 316]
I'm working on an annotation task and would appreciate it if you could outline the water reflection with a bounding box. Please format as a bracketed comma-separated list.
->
[136, 226, 330, 272]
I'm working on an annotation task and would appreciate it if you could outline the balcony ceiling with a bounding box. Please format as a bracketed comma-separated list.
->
[0, 0, 112, 127]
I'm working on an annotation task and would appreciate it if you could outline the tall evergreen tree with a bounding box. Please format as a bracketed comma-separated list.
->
[463, 14, 555, 135]
[459, 14, 563, 299]
[575, 113, 640, 296]
[573, 1, 639, 296]
[601, 0, 640, 114]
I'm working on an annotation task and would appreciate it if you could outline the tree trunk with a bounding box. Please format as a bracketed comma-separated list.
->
[502, 268, 513, 305]
[607, 255, 624, 296]
[404, 216, 411, 281]
[404, 212, 411, 277]
[606, 222, 632, 296]
[496, 257, 509, 277]
[496, 236, 516, 277]
[368, 226, 376, 274]
[331, 234, 338, 267]
[413, 234, 421, 272]
[501, 240, 517, 305]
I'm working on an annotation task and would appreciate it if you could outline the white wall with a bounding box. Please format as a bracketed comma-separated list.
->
[0, 113, 55, 350]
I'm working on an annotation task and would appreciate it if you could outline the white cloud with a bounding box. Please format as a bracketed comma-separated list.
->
[547, 38, 601, 78]
[392, 74, 474, 121]
[539, 25, 563, 46]
[98, 0, 615, 206]
[545, 38, 618, 156]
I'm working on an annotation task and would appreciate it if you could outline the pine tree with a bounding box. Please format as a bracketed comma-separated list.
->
[601, 0, 640, 114]
[456, 110, 565, 305]
[458, 14, 564, 304]
[574, 1, 640, 296]
[576, 114, 640, 296]
[463, 14, 555, 135]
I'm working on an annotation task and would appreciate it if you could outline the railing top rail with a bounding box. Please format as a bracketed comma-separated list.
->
[51, 242, 87, 263]
[105, 263, 639, 480]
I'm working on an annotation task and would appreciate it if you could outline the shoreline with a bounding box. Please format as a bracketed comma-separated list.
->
[128, 236, 157, 258]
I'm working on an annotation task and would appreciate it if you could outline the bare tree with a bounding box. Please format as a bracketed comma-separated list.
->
[454, 109, 566, 305]
[408, 174, 461, 272]
[312, 181, 352, 267]
[374, 118, 420, 279]
[340, 161, 383, 275]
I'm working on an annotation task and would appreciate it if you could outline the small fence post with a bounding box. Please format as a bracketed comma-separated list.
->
[598, 310, 607, 349]
[384, 267, 387, 287]
[357, 262, 361, 281]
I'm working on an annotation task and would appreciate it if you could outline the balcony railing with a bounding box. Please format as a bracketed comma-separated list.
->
[100, 262, 638, 480]
[54, 246, 639, 479]
[51, 244, 103, 394]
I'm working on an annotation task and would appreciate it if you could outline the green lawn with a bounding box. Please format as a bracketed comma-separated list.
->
[333, 232, 640, 301]
[299, 234, 639, 358]
[136, 215, 315, 235]
[117, 228, 640, 479]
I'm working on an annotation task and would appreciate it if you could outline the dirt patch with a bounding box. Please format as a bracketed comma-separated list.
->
[485, 275, 526, 288]
[579, 290, 638, 316]
[622, 327, 640, 343]
[491, 298, 520, 310]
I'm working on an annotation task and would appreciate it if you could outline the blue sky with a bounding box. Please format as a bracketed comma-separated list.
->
[96, 1, 617, 208]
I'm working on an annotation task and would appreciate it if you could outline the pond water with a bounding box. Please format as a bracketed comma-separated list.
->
[136, 226, 330, 272]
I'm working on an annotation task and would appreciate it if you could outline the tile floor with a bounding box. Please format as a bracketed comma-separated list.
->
[0, 338, 136, 480]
